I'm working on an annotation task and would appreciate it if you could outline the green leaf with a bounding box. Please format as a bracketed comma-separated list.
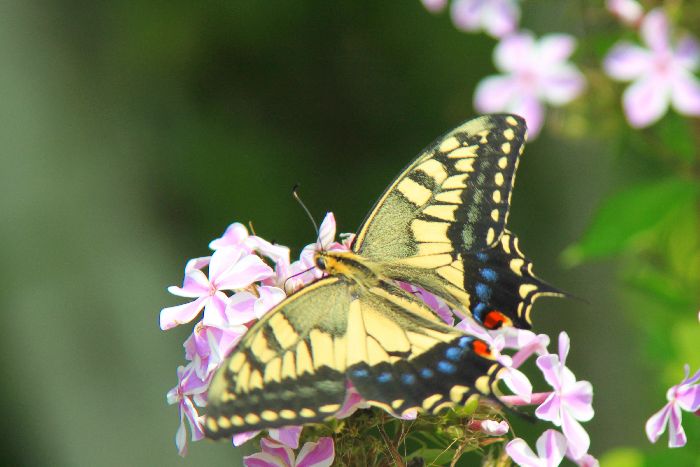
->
[563, 179, 698, 265]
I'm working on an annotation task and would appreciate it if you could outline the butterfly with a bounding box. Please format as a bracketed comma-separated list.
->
[203, 114, 560, 439]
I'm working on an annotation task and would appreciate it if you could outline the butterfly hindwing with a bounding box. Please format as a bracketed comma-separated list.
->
[464, 230, 562, 329]
[347, 281, 501, 417]
[353, 114, 526, 261]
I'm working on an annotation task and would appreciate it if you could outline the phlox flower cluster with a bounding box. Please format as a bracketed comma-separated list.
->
[161, 213, 599, 464]
[422, 0, 700, 137]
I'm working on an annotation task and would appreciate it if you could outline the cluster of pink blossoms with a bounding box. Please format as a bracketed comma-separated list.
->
[161, 214, 602, 465]
[421, 0, 700, 136]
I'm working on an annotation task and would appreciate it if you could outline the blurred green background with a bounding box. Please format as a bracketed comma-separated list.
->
[1, 1, 697, 466]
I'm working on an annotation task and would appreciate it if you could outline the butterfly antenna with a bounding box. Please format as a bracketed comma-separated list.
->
[283, 265, 316, 294]
[292, 184, 321, 247]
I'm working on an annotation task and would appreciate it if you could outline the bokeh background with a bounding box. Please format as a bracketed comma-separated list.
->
[1, 1, 698, 466]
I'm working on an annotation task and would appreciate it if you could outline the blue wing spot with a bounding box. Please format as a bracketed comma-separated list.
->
[438, 361, 457, 374]
[352, 368, 369, 378]
[377, 372, 393, 383]
[420, 368, 434, 379]
[457, 336, 472, 348]
[401, 373, 416, 385]
[475, 283, 491, 301]
[475, 252, 489, 262]
[445, 347, 462, 361]
[473, 302, 487, 321]
[480, 268, 497, 282]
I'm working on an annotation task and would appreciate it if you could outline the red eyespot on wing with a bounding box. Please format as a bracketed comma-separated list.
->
[471, 339, 492, 358]
[483, 310, 512, 330]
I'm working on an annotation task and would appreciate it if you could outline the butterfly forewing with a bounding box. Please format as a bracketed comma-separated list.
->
[353, 114, 526, 261]
[205, 278, 351, 438]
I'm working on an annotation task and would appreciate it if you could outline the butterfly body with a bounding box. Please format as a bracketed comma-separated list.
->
[204, 114, 560, 439]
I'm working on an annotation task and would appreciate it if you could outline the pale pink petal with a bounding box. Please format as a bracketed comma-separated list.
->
[399, 409, 418, 420]
[160, 297, 208, 330]
[482, 0, 519, 38]
[606, 0, 643, 25]
[175, 417, 188, 457]
[215, 254, 274, 290]
[185, 256, 211, 273]
[681, 365, 700, 386]
[675, 36, 700, 70]
[561, 410, 590, 460]
[573, 453, 600, 467]
[480, 419, 509, 435]
[670, 72, 700, 116]
[505, 438, 542, 467]
[675, 386, 700, 412]
[537, 34, 576, 66]
[564, 381, 595, 421]
[244, 452, 288, 467]
[536, 392, 562, 425]
[225, 291, 258, 325]
[604, 43, 651, 80]
[622, 76, 670, 127]
[641, 9, 670, 52]
[421, 0, 447, 13]
[667, 403, 687, 447]
[296, 438, 335, 467]
[540, 64, 585, 105]
[646, 403, 672, 443]
[536, 354, 563, 390]
[209, 222, 249, 250]
[502, 366, 533, 403]
[335, 382, 369, 419]
[208, 247, 244, 282]
[474, 75, 518, 112]
[450, 0, 483, 32]
[317, 212, 337, 249]
[260, 438, 295, 466]
[269, 426, 302, 450]
[234, 431, 260, 446]
[168, 269, 211, 297]
[247, 236, 290, 265]
[494, 32, 536, 71]
[254, 286, 287, 319]
[535, 429, 567, 467]
[557, 332, 570, 365]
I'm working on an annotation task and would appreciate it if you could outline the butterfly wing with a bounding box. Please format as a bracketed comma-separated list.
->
[354, 114, 526, 260]
[204, 277, 351, 439]
[204, 278, 502, 439]
[346, 280, 502, 417]
[351, 114, 559, 328]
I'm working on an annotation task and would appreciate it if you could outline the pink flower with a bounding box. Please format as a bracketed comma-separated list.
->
[244, 437, 335, 467]
[535, 333, 594, 460]
[474, 32, 585, 138]
[606, 0, 643, 26]
[184, 321, 246, 379]
[234, 426, 303, 450]
[420, 0, 447, 13]
[450, 0, 520, 38]
[645, 364, 700, 448]
[166, 364, 209, 456]
[604, 9, 700, 127]
[159, 246, 273, 330]
[506, 429, 567, 467]
[468, 419, 510, 436]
